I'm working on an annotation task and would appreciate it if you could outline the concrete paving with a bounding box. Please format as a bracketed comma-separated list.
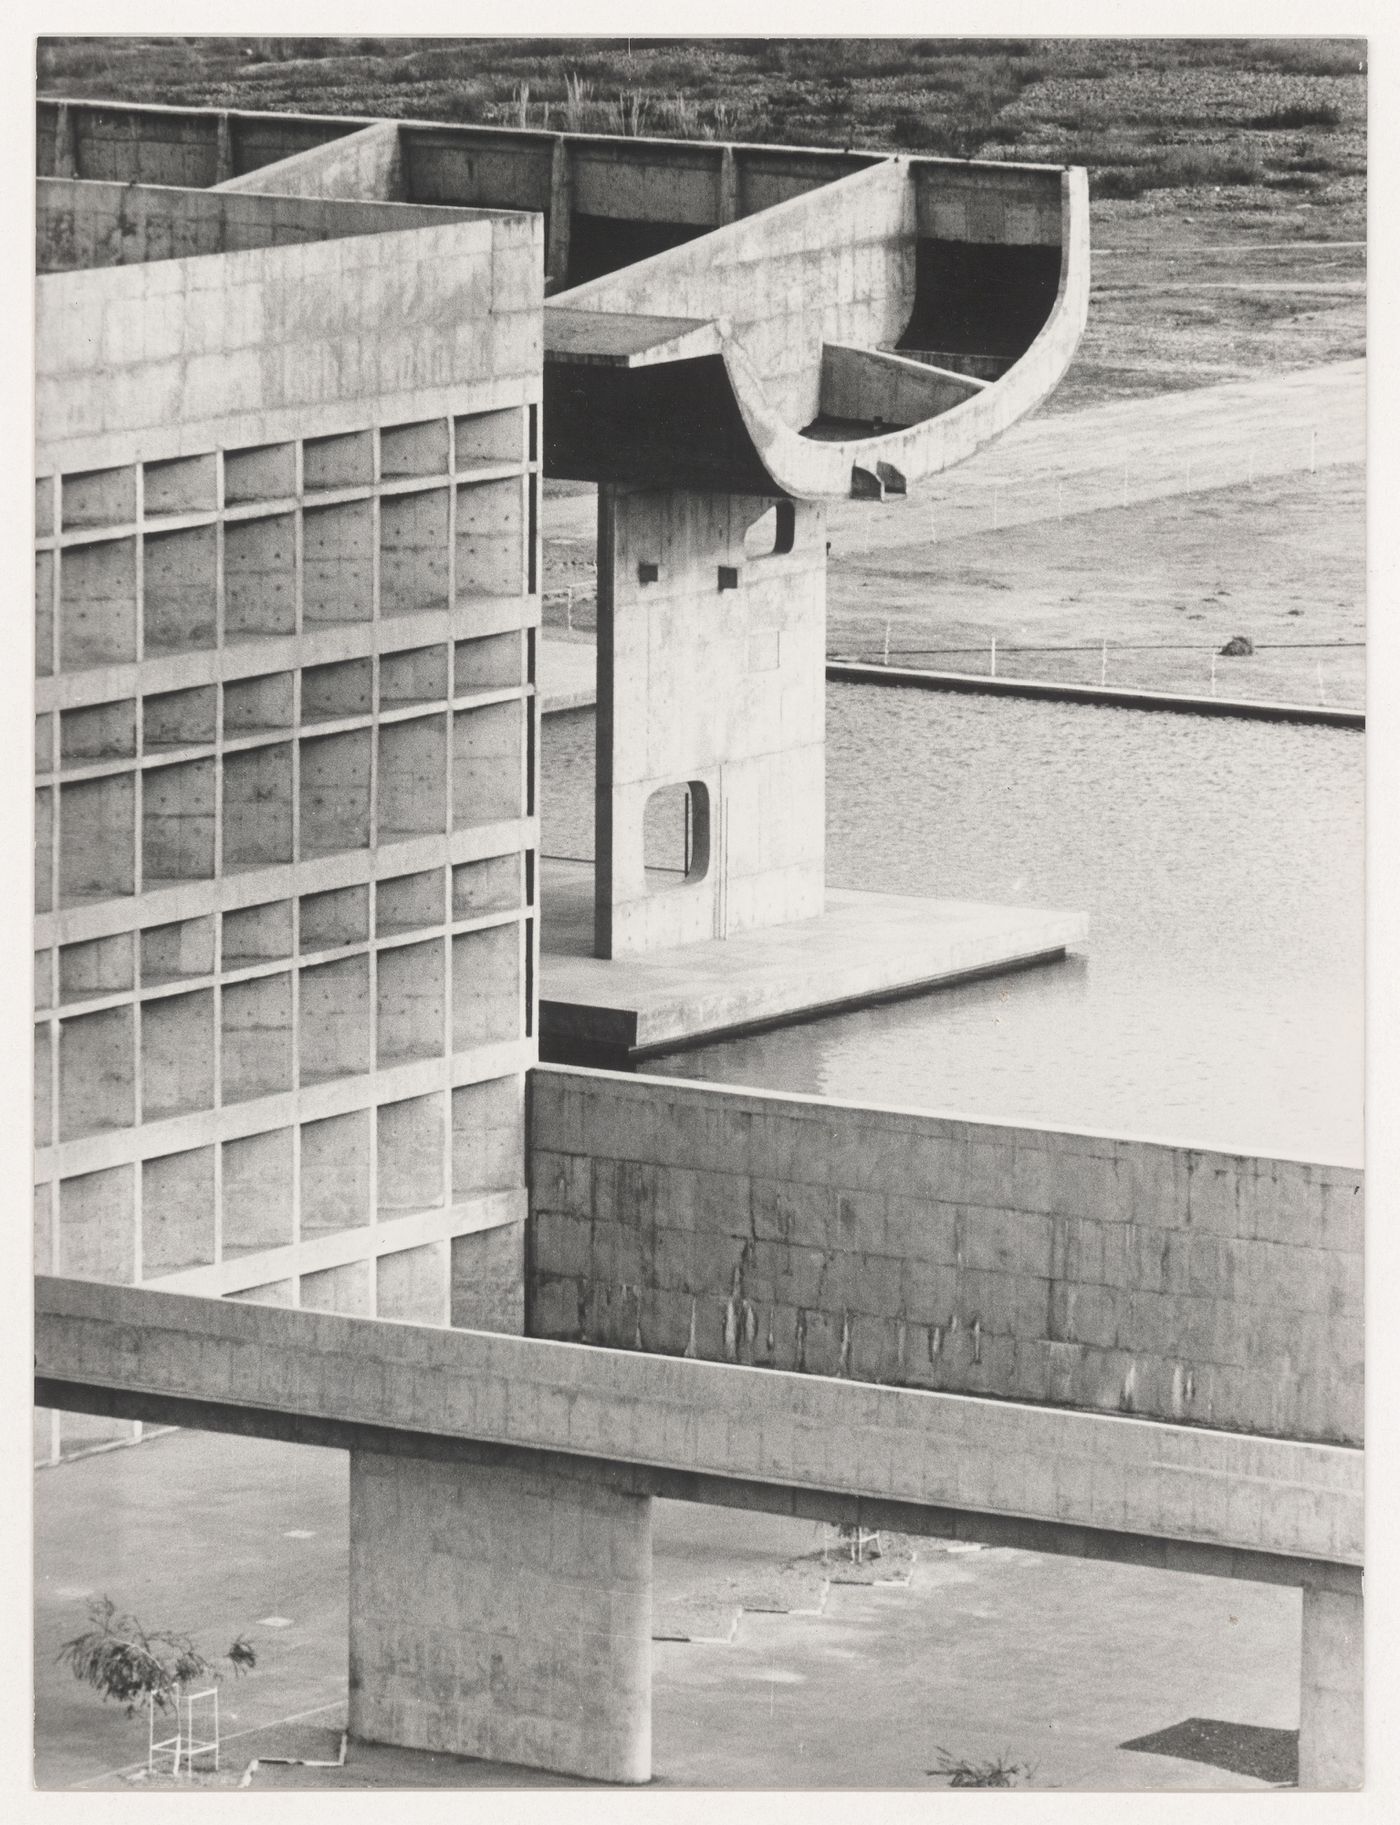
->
[35, 1428, 1300, 1792]
[540, 858, 1087, 1056]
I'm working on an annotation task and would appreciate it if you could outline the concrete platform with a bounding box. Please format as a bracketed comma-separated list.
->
[540, 859, 1087, 1058]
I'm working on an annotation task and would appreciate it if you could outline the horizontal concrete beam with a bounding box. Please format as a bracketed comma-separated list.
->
[36, 1276, 1361, 1583]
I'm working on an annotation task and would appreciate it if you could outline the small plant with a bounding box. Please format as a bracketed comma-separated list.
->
[929, 1747, 1036, 1788]
[57, 1597, 256, 1718]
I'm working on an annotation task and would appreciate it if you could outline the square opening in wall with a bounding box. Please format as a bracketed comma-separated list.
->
[299, 729, 371, 859]
[299, 953, 370, 1084]
[224, 671, 294, 738]
[36, 551, 54, 679]
[140, 988, 215, 1121]
[222, 971, 294, 1104]
[141, 1147, 215, 1278]
[58, 1165, 135, 1284]
[143, 453, 217, 518]
[142, 758, 216, 885]
[223, 743, 294, 872]
[303, 501, 372, 625]
[453, 408, 522, 470]
[36, 788, 53, 914]
[35, 1023, 52, 1148]
[222, 899, 293, 970]
[300, 1109, 370, 1237]
[377, 715, 447, 842]
[451, 854, 522, 919]
[380, 643, 448, 709]
[454, 477, 523, 601]
[144, 684, 217, 753]
[60, 699, 137, 769]
[62, 467, 135, 532]
[304, 430, 373, 491]
[452, 702, 524, 829]
[59, 932, 134, 1005]
[300, 885, 369, 953]
[141, 916, 215, 986]
[377, 1093, 445, 1217]
[59, 538, 137, 670]
[143, 525, 217, 655]
[224, 442, 295, 505]
[224, 514, 296, 642]
[59, 774, 135, 905]
[376, 937, 445, 1067]
[302, 657, 372, 725]
[222, 1127, 294, 1258]
[452, 923, 521, 1051]
[453, 632, 522, 696]
[451, 1075, 523, 1198]
[381, 418, 450, 479]
[379, 489, 449, 618]
[301, 1258, 373, 1316]
[377, 868, 443, 936]
[376, 1241, 448, 1326]
[59, 1004, 135, 1140]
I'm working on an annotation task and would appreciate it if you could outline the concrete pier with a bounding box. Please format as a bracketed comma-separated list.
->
[1298, 1585, 1363, 1789]
[541, 860, 1087, 1057]
[349, 1451, 652, 1783]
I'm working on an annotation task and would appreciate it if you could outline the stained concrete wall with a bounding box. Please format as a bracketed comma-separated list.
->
[215, 120, 405, 201]
[595, 488, 826, 956]
[36, 177, 466, 273]
[37, 99, 355, 188]
[1298, 1586, 1363, 1787]
[527, 1068, 1364, 1446]
[350, 1451, 651, 1781]
[36, 210, 541, 475]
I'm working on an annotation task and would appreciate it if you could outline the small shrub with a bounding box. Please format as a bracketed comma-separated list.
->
[930, 1747, 1036, 1788]
[58, 1597, 256, 1718]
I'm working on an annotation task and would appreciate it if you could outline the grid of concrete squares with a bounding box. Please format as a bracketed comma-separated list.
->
[35, 405, 538, 1327]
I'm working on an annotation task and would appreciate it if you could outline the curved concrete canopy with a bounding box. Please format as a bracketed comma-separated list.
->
[545, 156, 1089, 499]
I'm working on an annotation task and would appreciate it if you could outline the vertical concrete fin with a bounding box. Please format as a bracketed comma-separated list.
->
[547, 136, 573, 293]
[54, 101, 77, 180]
[718, 145, 739, 226]
[215, 113, 235, 186]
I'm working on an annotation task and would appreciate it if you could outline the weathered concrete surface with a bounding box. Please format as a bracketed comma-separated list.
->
[528, 1068, 1363, 1444]
[36, 176, 466, 273]
[215, 119, 405, 201]
[36, 1277, 1362, 1578]
[1298, 1584, 1363, 1788]
[594, 487, 827, 957]
[36, 211, 540, 474]
[541, 862, 1085, 1053]
[349, 1451, 651, 1782]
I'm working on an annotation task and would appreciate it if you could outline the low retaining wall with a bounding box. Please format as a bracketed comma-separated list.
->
[527, 1066, 1362, 1445]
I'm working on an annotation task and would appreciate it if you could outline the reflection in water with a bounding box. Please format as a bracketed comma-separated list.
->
[541, 688, 1363, 1161]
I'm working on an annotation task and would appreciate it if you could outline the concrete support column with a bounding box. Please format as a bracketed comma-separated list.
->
[349, 1451, 652, 1784]
[1298, 1583, 1363, 1789]
[546, 137, 573, 294]
[215, 112, 235, 185]
[718, 145, 739, 225]
[593, 485, 827, 960]
[54, 102, 77, 179]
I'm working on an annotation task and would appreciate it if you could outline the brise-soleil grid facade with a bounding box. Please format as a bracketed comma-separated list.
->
[35, 304, 541, 1460]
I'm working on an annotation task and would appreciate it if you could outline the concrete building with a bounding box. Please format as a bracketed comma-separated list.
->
[33, 97, 1362, 1790]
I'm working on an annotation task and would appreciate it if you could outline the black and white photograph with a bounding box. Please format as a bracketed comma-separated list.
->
[17, 10, 1391, 1804]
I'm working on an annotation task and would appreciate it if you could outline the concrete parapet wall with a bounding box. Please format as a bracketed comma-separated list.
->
[37, 212, 541, 475]
[34, 1275, 1362, 1571]
[215, 120, 405, 201]
[527, 1067, 1363, 1445]
[37, 177, 469, 274]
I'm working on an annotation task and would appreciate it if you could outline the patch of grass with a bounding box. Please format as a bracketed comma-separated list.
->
[1095, 143, 1265, 198]
[1247, 103, 1344, 129]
